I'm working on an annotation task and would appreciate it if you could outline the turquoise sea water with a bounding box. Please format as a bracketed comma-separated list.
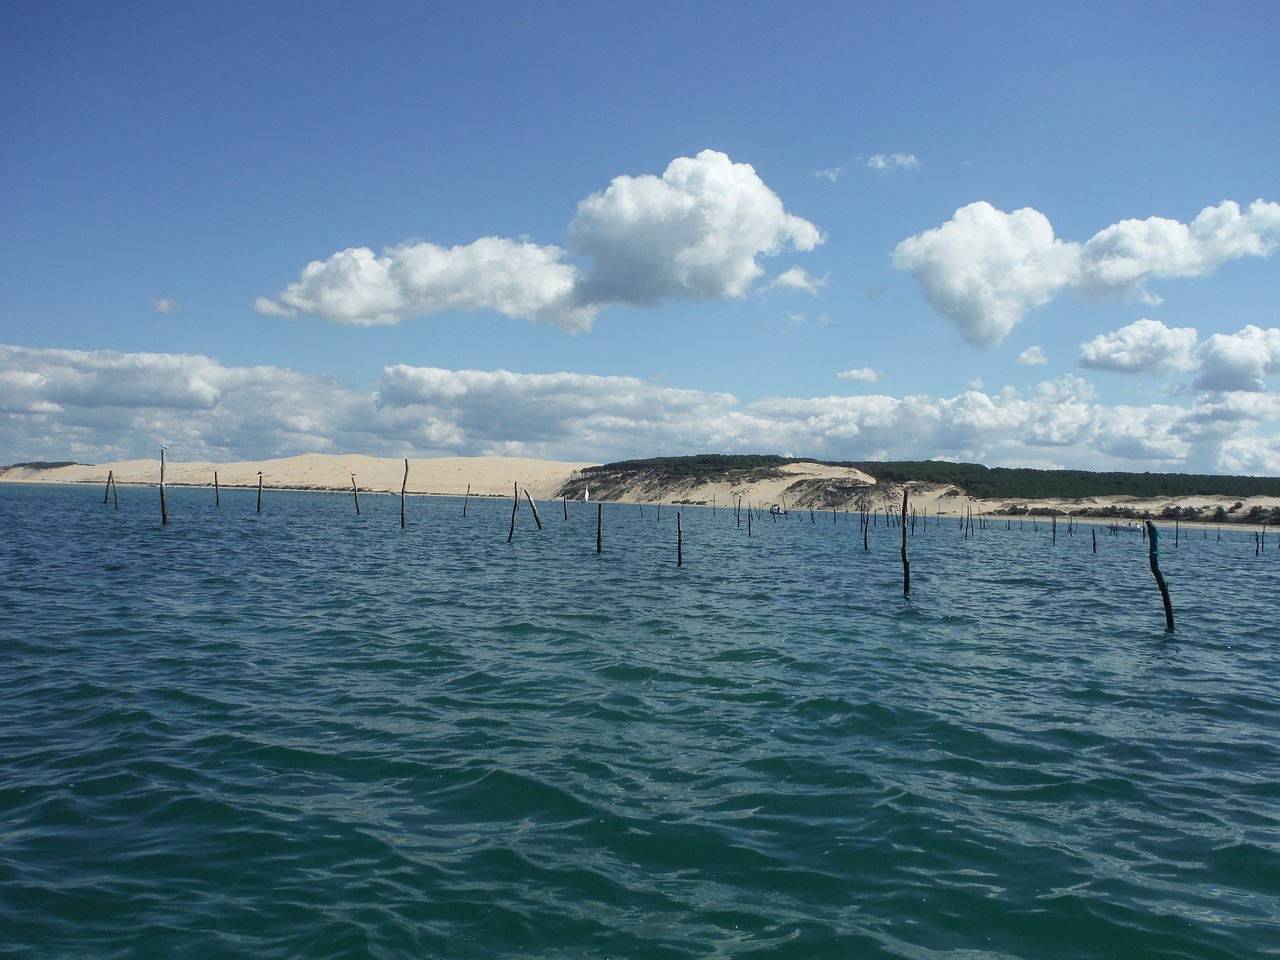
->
[2, 483, 1278, 959]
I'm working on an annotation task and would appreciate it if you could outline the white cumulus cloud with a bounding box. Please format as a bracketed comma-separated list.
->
[1017, 346, 1048, 366]
[1194, 325, 1280, 392]
[567, 149, 823, 307]
[769, 266, 828, 295]
[253, 237, 592, 331]
[1078, 319, 1199, 376]
[256, 150, 822, 332]
[890, 202, 1080, 345]
[894, 199, 1280, 345]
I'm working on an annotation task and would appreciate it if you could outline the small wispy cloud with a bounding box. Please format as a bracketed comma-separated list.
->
[153, 298, 180, 315]
[1018, 345, 1048, 366]
[770, 266, 828, 295]
[837, 366, 882, 384]
[867, 153, 920, 172]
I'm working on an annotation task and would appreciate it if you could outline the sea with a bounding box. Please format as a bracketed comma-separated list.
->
[2, 482, 1278, 960]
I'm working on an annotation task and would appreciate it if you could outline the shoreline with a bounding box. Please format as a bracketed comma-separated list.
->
[3, 452, 1279, 527]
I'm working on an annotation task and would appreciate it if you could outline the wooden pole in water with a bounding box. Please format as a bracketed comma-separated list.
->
[1092, 527, 1097, 553]
[160, 447, 169, 526]
[508, 482, 518, 542]
[901, 487, 910, 598]
[1145, 521, 1175, 632]
[111, 473, 118, 510]
[677, 511, 683, 567]
[351, 474, 360, 515]
[562, 493, 567, 520]
[463, 483, 470, 517]
[524, 490, 543, 530]
[399, 459, 408, 528]
[214, 470, 220, 507]
[257, 471, 263, 514]
[103, 471, 113, 504]
[596, 502, 603, 554]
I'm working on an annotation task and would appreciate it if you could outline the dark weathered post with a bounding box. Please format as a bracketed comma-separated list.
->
[677, 511, 683, 567]
[160, 446, 169, 526]
[463, 483, 470, 517]
[901, 487, 910, 598]
[596, 502, 603, 554]
[524, 490, 543, 530]
[351, 473, 360, 515]
[508, 482, 518, 543]
[103, 471, 113, 504]
[562, 493, 567, 520]
[399, 459, 408, 528]
[1145, 521, 1174, 632]
[1092, 527, 1097, 553]
[111, 473, 118, 510]
[257, 470, 263, 514]
[214, 470, 220, 507]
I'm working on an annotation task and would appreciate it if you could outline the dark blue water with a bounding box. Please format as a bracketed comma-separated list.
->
[2, 484, 1278, 958]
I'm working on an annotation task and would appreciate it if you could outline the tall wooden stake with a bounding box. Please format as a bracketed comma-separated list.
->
[596, 502, 603, 554]
[901, 487, 910, 598]
[524, 490, 543, 530]
[400, 459, 408, 528]
[677, 512, 683, 567]
[214, 470, 220, 507]
[257, 471, 263, 514]
[463, 483, 470, 517]
[1145, 521, 1175, 632]
[160, 448, 169, 526]
[508, 482, 518, 542]
[351, 474, 360, 515]
[103, 471, 113, 504]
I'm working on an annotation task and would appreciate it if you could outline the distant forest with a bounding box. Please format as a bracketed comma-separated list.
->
[583, 455, 1280, 501]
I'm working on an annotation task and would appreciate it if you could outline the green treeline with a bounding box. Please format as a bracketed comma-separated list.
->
[842, 461, 1280, 500]
[584, 455, 1280, 500]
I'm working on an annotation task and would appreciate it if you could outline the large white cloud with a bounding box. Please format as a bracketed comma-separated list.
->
[1194, 325, 1280, 392]
[5, 344, 1279, 474]
[254, 150, 822, 331]
[894, 199, 1280, 344]
[253, 237, 592, 331]
[1078, 319, 1199, 375]
[1077, 320, 1280, 393]
[566, 149, 823, 306]
[890, 202, 1081, 345]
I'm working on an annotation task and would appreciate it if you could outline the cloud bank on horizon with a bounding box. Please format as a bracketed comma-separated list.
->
[4, 342, 1279, 475]
[254, 150, 823, 333]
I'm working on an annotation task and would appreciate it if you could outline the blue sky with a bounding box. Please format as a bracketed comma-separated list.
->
[3, 1, 1279, 472]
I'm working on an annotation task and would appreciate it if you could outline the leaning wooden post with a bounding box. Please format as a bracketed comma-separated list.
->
[1092, 527, 1097, 553]
[111, 473, 118, 510]
[463, 483, 470, 517]
[524, 489, 543, 530]
[508, 482, 518, 542]
[901, 487, 910, 598]
[1145, 520, 1175, 633]
[351, 473, 360, 515]
[214, 470, 220, 507]
[103, 470, 113, 504]
[562, 493, 567, 520]
[400, 459, 408, 528]
[596, 503, 603, 554]
[160, 447, 169, 526]
[256, 471, 263, 514]
[677, 511, 683, 567]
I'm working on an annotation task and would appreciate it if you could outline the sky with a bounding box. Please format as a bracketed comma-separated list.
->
[3, 1, 1279, 473]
